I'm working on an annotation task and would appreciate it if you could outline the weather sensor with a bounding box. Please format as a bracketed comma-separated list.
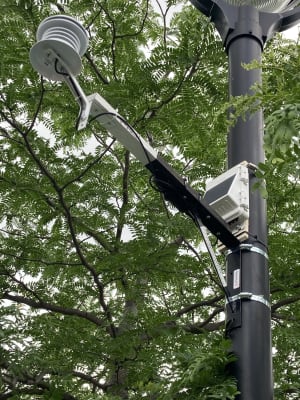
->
[30, 15, 89, 81]
[204, 162, 250, 241]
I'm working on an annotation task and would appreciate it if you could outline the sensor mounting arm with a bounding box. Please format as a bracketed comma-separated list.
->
[86, 93, 158, 165]
[29, 14, 240, 249]
[146, 156, 240, 248]
[78, 88, 240, 248]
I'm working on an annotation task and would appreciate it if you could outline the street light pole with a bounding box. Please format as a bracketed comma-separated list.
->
[190, 1, 300, 399]
[225, 8, 271, 399]
[29, 4, 300, 399]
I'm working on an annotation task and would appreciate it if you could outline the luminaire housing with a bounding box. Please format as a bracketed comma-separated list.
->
[223, 0, 296, 12]
[190, 0, 300, 46]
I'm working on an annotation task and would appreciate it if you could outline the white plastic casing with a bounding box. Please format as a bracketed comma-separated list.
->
[30, 15, 88, 81]
[204, 162, 249, 233]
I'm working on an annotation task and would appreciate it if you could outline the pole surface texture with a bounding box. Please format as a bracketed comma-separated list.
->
[225, 6, 273, 400]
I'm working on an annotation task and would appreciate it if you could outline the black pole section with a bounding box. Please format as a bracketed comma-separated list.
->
[189, 1, 284, 399]
[225, 6, 272, 400]
[227, 16, 264, 168]
[189, 1, 300, 398]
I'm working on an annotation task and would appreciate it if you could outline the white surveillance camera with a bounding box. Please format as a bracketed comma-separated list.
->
[30, 15, 88, 81]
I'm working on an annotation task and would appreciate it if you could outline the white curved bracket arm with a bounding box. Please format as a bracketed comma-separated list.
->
[55, 60, 240, 248]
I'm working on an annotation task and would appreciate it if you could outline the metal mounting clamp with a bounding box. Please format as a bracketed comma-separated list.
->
[226, 292, 271, 309]
[226, 243, 269, 260]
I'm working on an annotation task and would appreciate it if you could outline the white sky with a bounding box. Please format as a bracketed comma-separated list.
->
[282, 24, 300, 39]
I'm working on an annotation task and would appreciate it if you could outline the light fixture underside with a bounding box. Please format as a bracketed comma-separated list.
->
[224, 0, 295, 12]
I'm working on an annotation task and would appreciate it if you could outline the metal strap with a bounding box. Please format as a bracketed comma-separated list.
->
[226, 244, 269, 260]
[226, 292, 271, 309]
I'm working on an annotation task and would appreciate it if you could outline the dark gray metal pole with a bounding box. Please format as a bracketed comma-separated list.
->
[224, 7, 272, 399]
[190, 1, 300, 398]
[189, 1, 285, 398]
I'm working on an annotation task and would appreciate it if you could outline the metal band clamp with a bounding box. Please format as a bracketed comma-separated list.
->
[226, 292, 271, 309]
[226, 244, 269, 260]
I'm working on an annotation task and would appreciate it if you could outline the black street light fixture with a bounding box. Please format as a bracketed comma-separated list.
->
[190, 1, 300, 399]
[29, 3, 300, 399]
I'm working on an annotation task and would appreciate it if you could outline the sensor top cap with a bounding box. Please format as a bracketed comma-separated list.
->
[30, 15, 89, 81]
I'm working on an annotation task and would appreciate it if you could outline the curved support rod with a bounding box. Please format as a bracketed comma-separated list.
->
[63, 74, 91, 130]
[50, 50, 91, 130]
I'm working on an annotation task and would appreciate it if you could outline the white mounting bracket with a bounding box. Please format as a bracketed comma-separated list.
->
[84, 93, 158, 165]
[51, 52, 158, 165]
[42, 57, 240, 248]
[29, 14, 242, 249]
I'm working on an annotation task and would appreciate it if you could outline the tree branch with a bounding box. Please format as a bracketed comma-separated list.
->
[61, 138, 116, 190]
[0, 250, 82, 268]
[175, 295, 224, 318]
[115, 0, 149, 39]
[24, 76, 45, 136]
[272, 312, 298, 322]
[19, 133, 116, 335]
[115, 150, 130, 248]
[21, 131, 62, 192]
[84, 52, 110, 84]
[3, 272, 43, 302]
[0, 364, 79, 400]
[72, 370, 109, 391]
[184, 320, 224, 334]
[96, 1, 118, 81]
[2, 292, 105, 327]
[183, 306, 224, 332]
[154, 0, 170, 50]
[271, 294, 300, 313]
[271, 282, 300, 294]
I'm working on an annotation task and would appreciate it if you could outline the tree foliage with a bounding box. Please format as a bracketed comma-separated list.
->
[0, 1, 299, 399]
